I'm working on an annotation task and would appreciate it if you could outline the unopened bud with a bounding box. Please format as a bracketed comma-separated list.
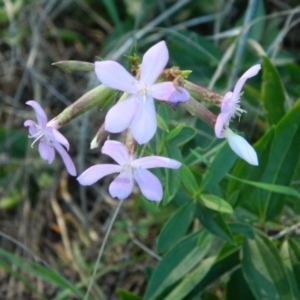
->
[90, 123, 109, 149]
[52, 61, 94, 72]
[53, 85, 115, 126]
[185, 81, 223, 105]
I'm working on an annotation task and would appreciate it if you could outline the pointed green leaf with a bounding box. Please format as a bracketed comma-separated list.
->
[229, 100, 300, 222]
[227, 268, 256, 300]
[242, 230, 294, 300]
[181, 164, 200, 196]
[156, 201, 195, 253]
[199, 194, 233, 214]
[117, 289, 143, 300]
[280, 240, 300, 299]
[195, 204, 235, 244]
[163, 145, 182, 205]
[164, 256, 217, 300]
[227, 175, 300, 199]
[0, 248, 86, 298]
[157, 113, 169, 132]
[182, 242, 240, 298]
[262, 56, 286, 125]
[144, 230, 213, 300]
[167, 125, 196, 146]
[200, 142, 237, 192]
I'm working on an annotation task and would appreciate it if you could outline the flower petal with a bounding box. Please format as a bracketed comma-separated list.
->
[215, 113, 229, 138]
[46, 127, 70, 150]
[77, 164, 122, 185]
[131, 96, 156, 144]
[24, 120, 39, 136]
[26, 101, 48, 128]
[220, 91, 233, 114]
[105, 95, 138, 133]
[168, 87, 190, 103]
[134, 168, 162, 201]
[149, 82, 190, 103]
[132, 156, 181, 169]
[101, 140, 130, 166]
[95, 61, 139, 94]
[140, 41, 168, 86]
[39, 141, 55, 163]
[109, 169, 134, 200]
[231, 64, 261, 102]
[224, 128, 258, 166]
[53, 142, 77, 176]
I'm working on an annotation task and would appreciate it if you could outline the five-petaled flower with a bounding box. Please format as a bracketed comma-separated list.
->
[77, 140, 181, 201]
[94, 40, 190, 144]
[24, 100, 77, 176]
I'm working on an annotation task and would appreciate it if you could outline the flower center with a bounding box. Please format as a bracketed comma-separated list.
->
[138, 83, 149, 102]
[120, 164, 133, 174]
[229, 95, 246, 121]
[28, 126, 53, 148]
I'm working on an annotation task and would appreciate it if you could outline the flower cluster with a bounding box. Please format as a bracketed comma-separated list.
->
[25, 41, 188, 201]
[24, 40, 261, 202]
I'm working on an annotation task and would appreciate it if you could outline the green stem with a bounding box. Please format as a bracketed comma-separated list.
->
[84, 200, 123, 300]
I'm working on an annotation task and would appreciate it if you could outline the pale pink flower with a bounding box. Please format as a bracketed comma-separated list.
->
[77, 140, 181, 201]
[215, 64, 261, 138]
[223, 127, 258, 166]
[24, 101, 76, 176]
[94, 41, 190, 144]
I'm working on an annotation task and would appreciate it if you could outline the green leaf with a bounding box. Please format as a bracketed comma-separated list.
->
[166, 125, 196, 146]
[157, 113, 169, 132]
[0, 248, 87, 298]
[0, 259, 44, 299]
[163, 145, 182, 205]
[228, 100, 300, 223]
[168, 30, 222, 66]
[280, 240, 300, 299]
[200, 142, 237, 192]
[164, 255, 217, 300]
[156, 201, 195, 253]
[139, 195, 160, 213]
[117, 289, 143, 300]
[199, 194, 233, 214]
[227, 175, 300, 199]
[102, 0, 121, 29]
[144, 230, 213, 300]
[227, 268, 256, 300]
[262, 56, 286, 125]
[181, 164, 200, 196]
[0, 128, 27, 158]
[195, 204, 235, 244]
[247, 0, 266, 41]
[242, 230, 294, 300]
[182, 242, 240, 298]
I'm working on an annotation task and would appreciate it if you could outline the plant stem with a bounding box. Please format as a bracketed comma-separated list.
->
[84, 200, 123, 300]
